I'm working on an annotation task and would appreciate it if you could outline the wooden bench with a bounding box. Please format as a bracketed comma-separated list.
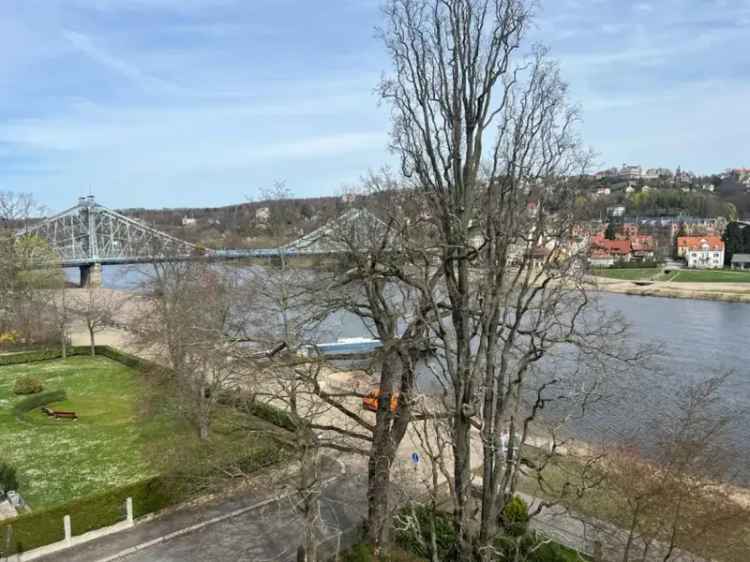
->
[40, 406, 78, 420]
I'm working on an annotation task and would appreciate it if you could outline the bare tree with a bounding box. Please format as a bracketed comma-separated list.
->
[594, 375, 750, 562]
[132, 260, 244, 441]
[378, 0, 640, 557]
[68, 286, 123, 355]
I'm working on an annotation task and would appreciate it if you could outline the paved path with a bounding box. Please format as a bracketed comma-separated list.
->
[35, 465, 365, 562]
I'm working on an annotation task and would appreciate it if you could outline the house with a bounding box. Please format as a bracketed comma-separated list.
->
[625, 185, 636, 194]
[595, 187, 611, 197]
[731, 254, 750, 270]
[641, 185, 652, 193]
[620, 164, 642, 180]
[607, 205, 626, 218]
[630, 235, 656, 261]
[181, 216, 197, 227]
[255, 207, 271, 223]
[623, 223, 639, 238]
[677, 236, 725, 269]
[589, 236, 632, 267]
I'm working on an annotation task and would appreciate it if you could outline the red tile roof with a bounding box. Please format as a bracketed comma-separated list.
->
[677, 236, 724, 252]
[591, 236, 632, 255]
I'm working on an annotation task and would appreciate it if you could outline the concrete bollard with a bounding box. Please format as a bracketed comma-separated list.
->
[126, 497, 133, 525]
[63, 515, 72, 544]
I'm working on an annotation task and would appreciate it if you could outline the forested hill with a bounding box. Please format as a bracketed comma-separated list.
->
[117, 196, 347, 249]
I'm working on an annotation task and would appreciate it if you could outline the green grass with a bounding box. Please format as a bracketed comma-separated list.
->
[668, 269, 750, 283]
[592, 268, 659, 281]
[0, 355, 284, 511]
[0, 356, 171, 509]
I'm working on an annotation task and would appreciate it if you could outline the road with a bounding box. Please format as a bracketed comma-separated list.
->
[35, 465, 366, 562]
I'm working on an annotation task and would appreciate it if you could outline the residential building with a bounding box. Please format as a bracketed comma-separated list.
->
[607, 205, 626, 218]
[181, 216, 197, 227]
[589, 236, 632, 267]
[624, 185, 636, 194]
[677, 236, 725, 269]
[641, 185, 652, 193]
[595, 187, 611, 197]
[731, 254, 750, 270]
[255, 207, 271, 223]
[630, 235, 656, 261]
[622, 223, 639, 238]
[620, 164, 642, 180]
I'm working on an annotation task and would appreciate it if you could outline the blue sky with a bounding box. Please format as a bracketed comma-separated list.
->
[1, 0, 748, 211]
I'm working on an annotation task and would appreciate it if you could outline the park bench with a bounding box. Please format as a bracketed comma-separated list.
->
[40, 406, 78, 420]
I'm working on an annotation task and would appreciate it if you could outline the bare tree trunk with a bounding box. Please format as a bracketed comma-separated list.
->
[300, 434, 321, 562]
[367, 443, 394, 550]
[89, 325, 96, 356]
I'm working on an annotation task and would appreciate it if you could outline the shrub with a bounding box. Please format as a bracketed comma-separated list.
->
[394, 505, 457, 561]
[339, 544, 427, 562]
[500, 496, 530, 537]
[340, 543, 376, 562]
[0, 463, 19, 496]
[494, 531, 587, 562]
[246, 400, 297, 431]
[13, 375, 44, 395]
[12, 390, 67, 418]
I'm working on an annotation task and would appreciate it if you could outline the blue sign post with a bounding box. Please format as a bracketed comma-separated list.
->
[411, 452, 420, 465]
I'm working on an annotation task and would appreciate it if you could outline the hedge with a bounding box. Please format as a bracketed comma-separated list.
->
[13, 389, 67, 417]
[246, 400, 297, 432]
[0, 476, 173, 555]
[0, 346, 160, 372]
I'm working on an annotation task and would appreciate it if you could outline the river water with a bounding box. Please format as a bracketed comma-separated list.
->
[89, 264, 750, 480]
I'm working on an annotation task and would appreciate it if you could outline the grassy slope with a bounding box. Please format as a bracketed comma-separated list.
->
[0, 356, 169, 508]
[669, 269, 750, 283]
[595, 268, 750, 283]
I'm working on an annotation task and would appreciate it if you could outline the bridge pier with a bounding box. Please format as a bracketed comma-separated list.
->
[80, 263, 103, 288]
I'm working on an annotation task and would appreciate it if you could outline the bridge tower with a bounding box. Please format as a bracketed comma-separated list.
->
[78, 196, 102, 288]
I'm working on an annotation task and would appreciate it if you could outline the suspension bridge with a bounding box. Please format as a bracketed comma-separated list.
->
[16, 196, 374, 287]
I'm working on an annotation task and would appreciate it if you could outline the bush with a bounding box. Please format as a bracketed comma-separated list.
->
[339, 544, 427, 562]
[494, 531, 588, 562]
[500, 496, 530, 537]
[394, 505, 457, 561]
[0, 463, 19, 496]
[13, 375, 44, 395]
[0, 476, 175, 555]
[246, 400, 297, 431]
[13, 390, 67, 417]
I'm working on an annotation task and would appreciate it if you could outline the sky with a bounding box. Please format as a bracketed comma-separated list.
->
[0, 0, 748, 211]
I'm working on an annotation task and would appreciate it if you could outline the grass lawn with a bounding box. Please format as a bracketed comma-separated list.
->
[592, 268, 660, 281]
[0, 356, 170, 509]
[0, 356, 280, 510]
[668, 269, 750, 283]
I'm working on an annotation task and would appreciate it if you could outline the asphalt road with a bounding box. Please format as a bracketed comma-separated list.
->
[116, 476, 365, 562]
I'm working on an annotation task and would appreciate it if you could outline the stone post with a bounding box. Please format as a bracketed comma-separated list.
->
[63, 515, 72, 544]
[126, 497, 133, 525]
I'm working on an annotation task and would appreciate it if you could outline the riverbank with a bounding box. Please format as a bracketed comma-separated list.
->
[590, 276, 750, 303]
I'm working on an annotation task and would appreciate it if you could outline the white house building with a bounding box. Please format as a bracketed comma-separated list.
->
[677, 236, 725, 269]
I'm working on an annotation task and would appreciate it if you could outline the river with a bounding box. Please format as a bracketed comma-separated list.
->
[84, 264, 750, 481]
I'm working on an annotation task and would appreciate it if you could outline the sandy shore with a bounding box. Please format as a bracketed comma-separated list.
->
[591, 277, 750, 303]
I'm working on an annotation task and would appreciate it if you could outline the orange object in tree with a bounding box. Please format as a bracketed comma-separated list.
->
[362, 390, 399, 413]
